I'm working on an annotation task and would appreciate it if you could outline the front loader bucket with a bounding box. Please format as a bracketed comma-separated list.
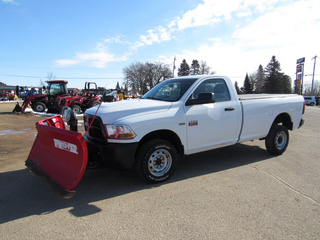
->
[12, 103, 22, 112]
[26, 115, 88, 198]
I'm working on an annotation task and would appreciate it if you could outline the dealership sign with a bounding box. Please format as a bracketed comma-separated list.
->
[295, 57, 305, 86]
[297, 57, 305, 64]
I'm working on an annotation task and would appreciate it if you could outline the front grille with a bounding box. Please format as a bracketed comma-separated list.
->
[84, 114, 106, 143]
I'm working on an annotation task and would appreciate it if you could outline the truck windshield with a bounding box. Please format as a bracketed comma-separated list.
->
[141, 78, 197, 102]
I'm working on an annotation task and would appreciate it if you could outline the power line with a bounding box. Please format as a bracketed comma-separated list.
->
[0, 73, 123, 79]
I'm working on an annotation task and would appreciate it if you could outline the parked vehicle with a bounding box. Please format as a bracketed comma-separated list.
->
[14, 81, 101, 113]
[57, 82, 101, 114]
[13, 80, 70, 113]
[304, 96, 316, 106]
[100, 89, 117, 102]
[25, 75, 305, 198]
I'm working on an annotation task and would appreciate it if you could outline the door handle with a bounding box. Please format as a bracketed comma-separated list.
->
[225, 107, 235, 111]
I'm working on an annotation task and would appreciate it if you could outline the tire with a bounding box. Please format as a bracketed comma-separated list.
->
[89, 100, 100, 108]
[310, 102, 315, 106]
[71, 105, 82, 114]
[135, 139, 178, 183]
[32, 102, 46, 112]
[265, 125, 289, 155]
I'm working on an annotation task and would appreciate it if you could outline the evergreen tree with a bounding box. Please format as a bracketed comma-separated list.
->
[264, 56, 292, 93]
[254, 64, 265, 93]
[116, 81, 120, 90]
[124, 84, 128, 93]
[281, 74, 292, 93]
[178, 59, 190, 76]
[190, 59, 200, 75]
[234, 81, 241, 94]
[242, 73, 253, 94]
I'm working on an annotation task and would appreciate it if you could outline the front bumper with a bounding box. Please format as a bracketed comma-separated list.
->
[86, 138, 139, 169]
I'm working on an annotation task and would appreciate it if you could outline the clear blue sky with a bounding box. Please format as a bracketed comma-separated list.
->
[1, 0, 319, 89]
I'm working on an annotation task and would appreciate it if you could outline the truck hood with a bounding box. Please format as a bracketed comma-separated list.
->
[85, 99, 173, 124]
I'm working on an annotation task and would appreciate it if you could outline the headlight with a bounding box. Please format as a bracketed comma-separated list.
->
[105, 125, 136, 139]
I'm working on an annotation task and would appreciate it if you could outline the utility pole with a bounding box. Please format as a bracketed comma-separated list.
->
[173, 56, 176, 77]
[311, 55, 318, 96]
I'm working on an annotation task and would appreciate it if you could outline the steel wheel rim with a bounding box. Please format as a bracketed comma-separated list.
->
[148, 149, 172, 177]
[72, 107, 81, 114]
[275, 131, 287, 150]
[36, 105, 44, 112]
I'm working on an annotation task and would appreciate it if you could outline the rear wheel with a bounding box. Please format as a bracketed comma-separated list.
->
[32, 102, 46, 112]
[265, 125, 289, 155]
[135, 139, 178, 183]
[71, 105, 82, 114]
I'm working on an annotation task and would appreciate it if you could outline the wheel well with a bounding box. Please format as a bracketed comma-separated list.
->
[137, 130, 184, 156]
[272, 113, 293, 130]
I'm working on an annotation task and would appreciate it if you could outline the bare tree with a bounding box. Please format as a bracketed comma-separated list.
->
[123, 62, 145, 94]
[304, 81, 320, 95]
[123, 62, 172, 95]
[47, 72, 56, 81]
[199, 60, 215, 75]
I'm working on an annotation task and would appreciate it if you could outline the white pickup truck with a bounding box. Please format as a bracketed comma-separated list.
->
[83, 75, 305, 183]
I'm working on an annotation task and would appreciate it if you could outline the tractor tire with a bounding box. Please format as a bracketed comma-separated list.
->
[32, 102, 46, 112]
[265, 125, 289, 155]
[71, 105, 82, 114]
[135, 139, 178, 183]
[89, 100, 100, 108]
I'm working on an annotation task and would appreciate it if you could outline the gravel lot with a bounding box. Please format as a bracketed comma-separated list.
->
[0, 101, 319, 239]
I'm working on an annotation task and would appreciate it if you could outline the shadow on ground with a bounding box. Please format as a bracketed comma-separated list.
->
[0, 142, 272, 223]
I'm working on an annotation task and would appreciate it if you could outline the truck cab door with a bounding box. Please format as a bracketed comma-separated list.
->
[184, 78, 242, 154]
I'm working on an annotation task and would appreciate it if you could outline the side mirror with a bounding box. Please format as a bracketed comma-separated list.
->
[185, 92, 215, 106]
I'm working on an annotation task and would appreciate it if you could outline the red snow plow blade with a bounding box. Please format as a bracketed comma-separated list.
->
[26, 115, 88, 198]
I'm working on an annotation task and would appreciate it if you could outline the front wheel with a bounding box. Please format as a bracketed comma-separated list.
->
[265, 125, 289, 155]
[135, 139, 178, 183]
[32, 102, 46, 112]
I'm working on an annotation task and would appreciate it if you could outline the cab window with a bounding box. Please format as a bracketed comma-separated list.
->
[192, 79, 231, 102]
